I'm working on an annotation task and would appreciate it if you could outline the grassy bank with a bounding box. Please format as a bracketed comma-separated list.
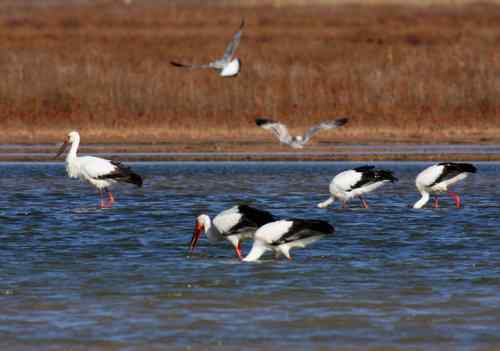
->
[0, 1, 499, 145]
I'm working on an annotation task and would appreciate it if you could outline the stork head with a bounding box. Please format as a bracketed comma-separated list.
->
[55, 131, 80, 158]
[67, 131, 80, 143]
[189, 214, 209, 252]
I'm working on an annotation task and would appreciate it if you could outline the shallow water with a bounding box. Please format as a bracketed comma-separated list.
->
[0, 161, 499, 351]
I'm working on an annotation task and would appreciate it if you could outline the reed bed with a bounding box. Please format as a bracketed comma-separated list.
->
[0, 1, 499, 144]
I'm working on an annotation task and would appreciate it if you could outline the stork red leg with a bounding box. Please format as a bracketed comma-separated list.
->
[434, 196, 439, 208]
[359, 196, 369, 209]
[235, 241, 243, 260]
[98, 189, 106, 209]
[107, 189, 115, 207]
[448, 191, 462, 208]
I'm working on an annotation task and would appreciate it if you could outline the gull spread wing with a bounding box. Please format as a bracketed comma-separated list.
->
[170, 61, 211, 69]
[256, 118, 292, 144]
[302, 117, 348, 143]
[222, 19, 245, 62]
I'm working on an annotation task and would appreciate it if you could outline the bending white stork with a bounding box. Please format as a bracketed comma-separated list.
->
[170, 20, 244, 78]
[190, 204, 275, 260]
[413, 162, 477, 209]
[243, 219, 335, 262]
[317, 166, 397, 209]
[55, 131, 143, 208]
[255, 117, 348, 149]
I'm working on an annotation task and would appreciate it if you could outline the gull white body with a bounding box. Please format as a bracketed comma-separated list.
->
[413, 162, 477, 209]
[191, 205, 275, 259]
[318, 166, 397, 209]
[243, 219, 334, 262]
[219, 58, 241, 77]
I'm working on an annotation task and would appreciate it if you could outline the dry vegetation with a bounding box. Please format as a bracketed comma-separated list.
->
[0, 0, 500, 146]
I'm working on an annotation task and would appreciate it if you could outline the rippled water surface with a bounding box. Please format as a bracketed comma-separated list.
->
[0, 161, 499, 351]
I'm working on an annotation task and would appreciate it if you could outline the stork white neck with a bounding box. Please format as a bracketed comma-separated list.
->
[413, 190, 430, 209]
[242, 241, 267, 262]
[199, 215, 222, 243]
[66, 135, 80, 164]
[65, 132, 81, 178]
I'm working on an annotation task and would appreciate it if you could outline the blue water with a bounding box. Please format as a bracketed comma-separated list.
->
[0, 161, 499, 351]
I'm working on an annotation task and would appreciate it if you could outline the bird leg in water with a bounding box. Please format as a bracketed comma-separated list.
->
[434, 196, 440, 208]
[106, 189, 115, 207]
[448, 191, 461, 208]
[98, 189, 106, 209]
[359, 196, 369, 209]
[235, 241, 243, 260]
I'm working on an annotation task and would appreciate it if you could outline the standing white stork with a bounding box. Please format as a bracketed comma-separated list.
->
[170, 20, 244, 78]
[413, 162, 477, 209]
[255, 117, 348, 149]
[317, 166, 397, 209]
[243, 219, 335, 262]
[190, 204, 275, 260]
[55, 131, 143, 208]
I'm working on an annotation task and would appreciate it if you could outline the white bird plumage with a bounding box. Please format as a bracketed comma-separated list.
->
[170, 20, 244, 78]
[413, 162, 477, 209]
[256, 117, 348, 148]
[190, 204, 275, 260]
[243, 219, 335, 262]
[317, 166, 397, 209]
[56, 131, 143, 208]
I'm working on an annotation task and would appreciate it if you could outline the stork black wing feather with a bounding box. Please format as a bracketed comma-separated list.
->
[224, 205, 275, 235]
[96, 161, 143, 187]
[273, 219, 334, 245]
[431, 162, 477, 186]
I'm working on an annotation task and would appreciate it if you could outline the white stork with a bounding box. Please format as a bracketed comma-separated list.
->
[243, 219, 335, 262]
[55, 131, 143, 208]
[255, 117, 348, 149]
[190, 204, 275, 260]
[317, 166, 397, 209]
[170, 20, 244, 78]
[413, 162, 477, 209]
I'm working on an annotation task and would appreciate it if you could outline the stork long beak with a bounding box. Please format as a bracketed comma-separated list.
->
[189, 222, 204, 252]
[55, 138, 69, 159]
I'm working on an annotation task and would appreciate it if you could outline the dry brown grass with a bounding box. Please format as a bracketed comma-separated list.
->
[0, 0, 499, 145]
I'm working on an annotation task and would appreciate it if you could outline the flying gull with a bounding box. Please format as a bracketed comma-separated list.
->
[255, 117, 348, 148]
[171, 20, 244, 78]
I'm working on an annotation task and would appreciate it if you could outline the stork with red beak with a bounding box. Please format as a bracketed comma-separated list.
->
[56, 131, 143, 208]
[190, 205, 275, 260]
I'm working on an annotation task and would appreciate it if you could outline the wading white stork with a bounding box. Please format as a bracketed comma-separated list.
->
[243, 219, 335, 262]
[255, 117, 348, 149]
[55, 131, 143, 208]
[413, 162, 477, 209]
[190, 204, 275, 260]
[317, 166, 397, 209]
[170, 20, 244, 78]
